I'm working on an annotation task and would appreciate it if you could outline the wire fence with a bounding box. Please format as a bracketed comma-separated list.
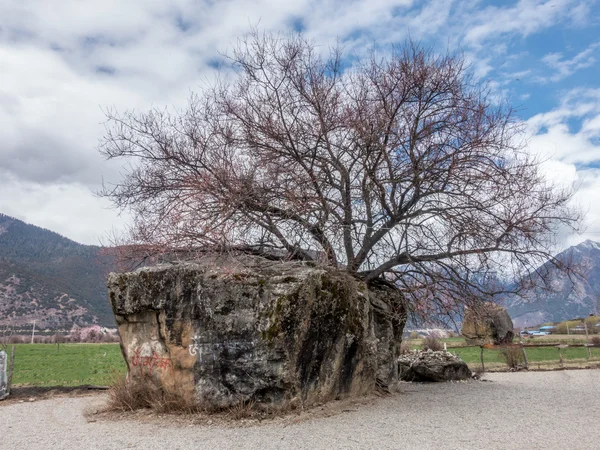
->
[449, 342, 600, 371]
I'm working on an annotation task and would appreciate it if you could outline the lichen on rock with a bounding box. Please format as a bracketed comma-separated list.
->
[398, 350, 472, 382]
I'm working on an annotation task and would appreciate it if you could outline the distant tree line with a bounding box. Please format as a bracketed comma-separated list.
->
[553, 315, 600, 335]
[6, 327, 120, 344]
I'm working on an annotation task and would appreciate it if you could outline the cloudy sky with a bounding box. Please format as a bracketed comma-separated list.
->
[1, 0, 599, 248]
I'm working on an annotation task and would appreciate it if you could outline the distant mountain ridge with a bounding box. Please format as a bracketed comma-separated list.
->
[2, 212, 598, 330]
[0, 213, 115, 329]
[505, 240, 600, 328]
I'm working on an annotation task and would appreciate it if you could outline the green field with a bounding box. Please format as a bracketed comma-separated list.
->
[405, 335, 600, 370]
[5, 337, 600, 388]
[449, 345, 600, 365]
[8, 343, 126, 386]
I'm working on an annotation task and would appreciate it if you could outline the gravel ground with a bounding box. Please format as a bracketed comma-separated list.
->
[3, 370, 599, 450]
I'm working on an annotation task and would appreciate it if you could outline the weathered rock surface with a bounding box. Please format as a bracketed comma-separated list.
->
[461, 302, 514, 345]
[108, 255, 406, 408]
[398, 350, 472, 382]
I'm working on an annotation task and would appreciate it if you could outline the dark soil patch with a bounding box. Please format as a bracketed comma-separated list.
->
[1, 385, 108, 405]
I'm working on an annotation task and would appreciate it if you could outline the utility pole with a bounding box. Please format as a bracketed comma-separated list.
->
[31, 320, 36, 344]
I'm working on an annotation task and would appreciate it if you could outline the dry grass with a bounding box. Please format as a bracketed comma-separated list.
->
[107, 375, 203, 414]
[499, 346, 525, 369]
[227, 399, 258, 420]
[422, 335, 444, 352]
[106, 375, 294, 419]
[91, 390, 382, 429]
[399, 341, 412, 355]
[525, 334, 589, 344]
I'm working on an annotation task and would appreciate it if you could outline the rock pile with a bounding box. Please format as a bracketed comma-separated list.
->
[398, 350, 472, 382]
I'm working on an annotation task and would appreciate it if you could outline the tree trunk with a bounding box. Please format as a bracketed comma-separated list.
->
[7, 345, 15, 395]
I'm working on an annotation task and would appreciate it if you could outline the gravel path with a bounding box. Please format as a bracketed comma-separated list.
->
[3, 370, 599, 449]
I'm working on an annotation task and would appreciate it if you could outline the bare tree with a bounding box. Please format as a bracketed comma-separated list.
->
[69, 326, 82, 343]
[99, 32, 580, 322]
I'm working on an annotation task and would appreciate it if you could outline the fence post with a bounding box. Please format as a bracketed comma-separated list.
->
[558, 347, 563, 366]
[480, 346, 485, 372]
[584, 323, 592, 359]
[557, 344, 568, 367]
[7, 344, 15, 395]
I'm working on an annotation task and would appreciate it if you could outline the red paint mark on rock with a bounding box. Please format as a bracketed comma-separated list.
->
[130, 347, 173, 374]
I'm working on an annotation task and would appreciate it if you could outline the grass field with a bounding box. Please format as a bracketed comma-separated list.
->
[409, 334, 594, 347]
[5, 335, 600, 388]
[8, 343, 126, 387]
[449, 345, 600, 364]
[406, 335, 600, 371]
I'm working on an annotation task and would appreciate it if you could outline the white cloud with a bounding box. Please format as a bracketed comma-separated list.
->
[540, 43, 600, 82]
[0, 0, 598, 247]
[526, 88, 600, 246]
[463, 0, 579, 46]
[0, 173, 124, 245]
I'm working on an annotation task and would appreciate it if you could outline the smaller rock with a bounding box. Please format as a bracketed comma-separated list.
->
[398, 350, 471, 382]
[461, 302, 514, 345]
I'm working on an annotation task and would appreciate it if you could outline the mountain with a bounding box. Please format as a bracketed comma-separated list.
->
[505, 240, 600, 328]
[2, 211, 598, 330]
[0, 213, 115, 329]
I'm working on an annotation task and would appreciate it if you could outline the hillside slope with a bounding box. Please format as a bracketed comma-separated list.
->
[506, 240, 600, 327]
[0, 213, 114, 329]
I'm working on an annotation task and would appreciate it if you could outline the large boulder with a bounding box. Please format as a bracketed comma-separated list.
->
[398, 350, 472, 382]
[461, 302, 514, 345]
[108, 255, 406, 408]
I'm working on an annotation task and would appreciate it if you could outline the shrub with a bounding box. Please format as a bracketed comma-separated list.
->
[591, 336, 600, 346]
[107, 375, 203, 414]
[8, 335, 25, 344]
[499, 346, 524, 368]
[107, 374, 272, 418]
[409, 331, 419, 340]
[101, 333, 119, 343]
[87, 329, 98, 343]
[555, 320, 583, 334]
[585, 316, 600, 335]
[422, 335, 444, 352]
[69, 328, 82, 343]
[399, 341, 412, 355]
[227, 399, 257, 420]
